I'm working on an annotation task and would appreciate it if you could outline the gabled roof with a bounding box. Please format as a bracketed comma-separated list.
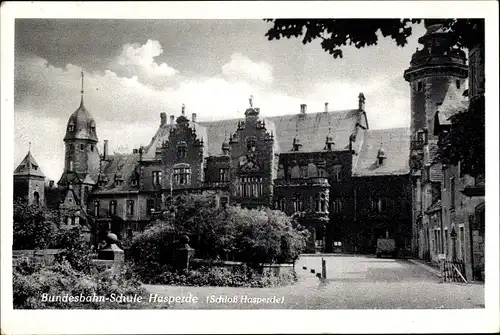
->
[352, 127, 411, 177]
[144, 108, 366, 158]
[14, 151, 45, 178]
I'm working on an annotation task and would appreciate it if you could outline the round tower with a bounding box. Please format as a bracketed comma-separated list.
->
[63, 71, 99, 176]
[404, 20, 468, 139]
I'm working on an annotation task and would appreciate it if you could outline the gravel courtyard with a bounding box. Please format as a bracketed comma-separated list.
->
[143, 255, 485, 309]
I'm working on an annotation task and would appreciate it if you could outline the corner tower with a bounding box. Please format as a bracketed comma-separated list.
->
[14, 147, 46, 206]
[404, 19, 468, 139]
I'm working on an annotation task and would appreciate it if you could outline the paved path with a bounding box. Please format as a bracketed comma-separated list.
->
[143, 255, 484, 309]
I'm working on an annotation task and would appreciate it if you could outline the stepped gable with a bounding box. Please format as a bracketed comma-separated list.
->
[353, 127, 411, 177]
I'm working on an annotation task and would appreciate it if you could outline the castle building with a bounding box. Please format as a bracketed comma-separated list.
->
[14, 65, 413, 255]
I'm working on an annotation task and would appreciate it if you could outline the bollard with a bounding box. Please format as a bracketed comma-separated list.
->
[321, 258, 327, 279]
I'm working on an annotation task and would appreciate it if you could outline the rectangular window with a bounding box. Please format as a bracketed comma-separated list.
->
[174, 167, 191, 185]
[450, 177, 456, 209]
[219, 168, 229, 182]
[94, 200, 100, 217]
[238, 176, 262, 198]
[332, 165, 342, 181]
[152, 171, 162, 186]
[109, 200, 117, 216]
[333, 241, 342, 247]
[331, 198, 342, 213]
[146, 199, 155, 214]
[126, 200, 134, 216]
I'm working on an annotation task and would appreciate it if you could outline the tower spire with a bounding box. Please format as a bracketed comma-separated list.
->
[81, 70, 84, 96]
[28, 141, 31, 152]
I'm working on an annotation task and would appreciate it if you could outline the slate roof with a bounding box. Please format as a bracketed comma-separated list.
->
[94, 153, 140, 193]
[64, 97, 98, 142]
[352, 127, 411, 177]
[436, 83, 469, 126]
[144, 108, 367, 158]
[14, 151, 46, 178]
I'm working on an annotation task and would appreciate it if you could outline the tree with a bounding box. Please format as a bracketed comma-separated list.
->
[13, 199, 60, 250]
[265, 19, 485, 176]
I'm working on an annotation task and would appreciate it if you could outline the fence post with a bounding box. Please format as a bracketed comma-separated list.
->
[321, 257, 327, 279]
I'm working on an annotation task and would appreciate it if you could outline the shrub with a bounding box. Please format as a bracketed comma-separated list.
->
[13, 260, 148, 309]
[13, 199, 60, 250]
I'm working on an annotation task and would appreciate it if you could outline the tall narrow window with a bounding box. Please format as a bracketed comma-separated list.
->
[126, 200, 134, 216]
[219, 168, 229, 182]
[94, 200, 100, 217]
[450, 177, 456, 209]
[332, 165, 342, 181]
[417, 81, 423, 92]
[239, 176, 262, 198]
[109, 200, 117, 216]
[177, 142, 187, 159]
[456, 80, 461, 89]
[146, 199, 155, 214]
[152, 171, 162, 186]
[293, 194, 303, 212]
[80, 144, 85, 151]
[33, 191, 40, 206]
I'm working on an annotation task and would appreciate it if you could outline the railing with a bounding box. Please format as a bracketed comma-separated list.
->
[442, 259, 467, 283]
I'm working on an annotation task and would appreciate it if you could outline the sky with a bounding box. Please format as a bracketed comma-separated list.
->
[14, 19, 426, 183]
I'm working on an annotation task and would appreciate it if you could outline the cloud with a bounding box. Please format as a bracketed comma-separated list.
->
[222, 53, 273, 84]
[109, 39, 179, 88]
[14, 40, 410, 182]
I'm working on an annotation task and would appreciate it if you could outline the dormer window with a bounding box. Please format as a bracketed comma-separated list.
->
[68, 121, 75, 132]
[377, 147, 387, 166]
[31, 164, 38, 170]
[89, 120, 96, 133]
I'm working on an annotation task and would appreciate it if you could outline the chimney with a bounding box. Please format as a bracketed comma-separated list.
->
[170, 115, 175, 125]
[358, 93, 366, 111]
[139, 146, 143, 162]
[160, 112, 167, 126]
[300, 104, 307, 115]
[192, 113, 197, 123]
[325, 102, 329, 112]
[104, 140, 108, 160]
[49, 180, 54, 188]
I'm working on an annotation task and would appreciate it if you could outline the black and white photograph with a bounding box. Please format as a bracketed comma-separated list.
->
[1, 1, 498, 334]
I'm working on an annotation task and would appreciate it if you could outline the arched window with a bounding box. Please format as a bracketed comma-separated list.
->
[33, 191, 40, 206]
[68, 120, 75, 132]
[89, 120, 96, 133]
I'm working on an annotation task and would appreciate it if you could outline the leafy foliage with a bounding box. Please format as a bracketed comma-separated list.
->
[131, 194, 309, 268]
[264, 19, 422, 59]
[54, 225, 94, 273]
[13, 199, 60, 250]
[436, 96, 485, 177]
[264, 19, 484, 58]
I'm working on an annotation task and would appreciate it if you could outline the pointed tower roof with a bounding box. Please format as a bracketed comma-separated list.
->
[64, 71, 98, 142]
[14, 150, 45, 178]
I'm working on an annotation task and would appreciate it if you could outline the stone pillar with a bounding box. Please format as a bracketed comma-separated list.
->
[173, 235, 195, 270]
[97, 233, 125, 264]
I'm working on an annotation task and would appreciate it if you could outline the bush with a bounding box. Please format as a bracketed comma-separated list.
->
[131, 194, 309, 268]
[131, 262, 297, 288]
[13, 260, 148, 309]
[54, 225, 94, 273]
